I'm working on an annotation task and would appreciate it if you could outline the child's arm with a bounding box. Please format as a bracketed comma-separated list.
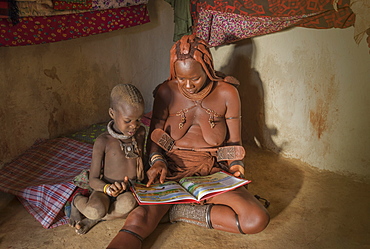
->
[89, 135, 107, 192]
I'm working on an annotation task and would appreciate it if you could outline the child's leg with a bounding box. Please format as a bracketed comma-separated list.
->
[69, 193, 84, 228]
[74, 217, 102, 235]
[107, 204, 170, 249]
[103, 191, 138, 220]
[74, 190, 110, 220]
[70, 191, 111, 234]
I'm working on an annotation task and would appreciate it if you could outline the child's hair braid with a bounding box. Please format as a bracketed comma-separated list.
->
[110, 84, 144, 109]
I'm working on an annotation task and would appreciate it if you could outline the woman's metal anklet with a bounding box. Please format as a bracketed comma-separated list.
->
[169, 204, 214, 229]
[206, 204, 214, 229]
[235, 214, 246, 234]
[119, 229, 144, 242]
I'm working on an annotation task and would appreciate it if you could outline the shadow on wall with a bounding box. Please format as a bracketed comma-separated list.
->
[218, 39, 303, 218]
[218, 39, 281, 153]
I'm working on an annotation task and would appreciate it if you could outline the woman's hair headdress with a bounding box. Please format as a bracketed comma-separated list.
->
[169, 34, 222, 82]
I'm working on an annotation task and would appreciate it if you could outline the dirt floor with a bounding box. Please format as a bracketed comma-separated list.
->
[1, 146, 369, 249]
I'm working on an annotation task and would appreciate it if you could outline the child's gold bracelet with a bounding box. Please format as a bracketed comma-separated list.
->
[103, 184, 110, 194]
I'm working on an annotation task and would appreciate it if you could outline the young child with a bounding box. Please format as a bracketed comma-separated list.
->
[69, 83, 146, 234]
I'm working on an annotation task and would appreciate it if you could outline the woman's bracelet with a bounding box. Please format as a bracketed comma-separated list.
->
[229, 160, 244, 168]
[149, 152, 167, 167]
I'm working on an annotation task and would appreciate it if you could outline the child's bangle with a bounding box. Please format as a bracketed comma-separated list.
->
[106, 188, 112, 196]
[103, 184, 110, 195]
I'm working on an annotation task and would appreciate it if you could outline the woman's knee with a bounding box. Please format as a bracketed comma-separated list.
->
[126, 205, 170, 229]
[239, 209, 270, 234]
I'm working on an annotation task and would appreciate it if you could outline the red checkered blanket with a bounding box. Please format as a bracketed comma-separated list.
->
[0, 137, 92, 228]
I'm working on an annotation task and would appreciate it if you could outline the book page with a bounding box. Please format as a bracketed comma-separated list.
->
[179, 171, 251, 201]
[131, 181, 197, 204]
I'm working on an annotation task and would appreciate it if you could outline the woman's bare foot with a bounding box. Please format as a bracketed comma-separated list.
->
[75, 218, 102, 235]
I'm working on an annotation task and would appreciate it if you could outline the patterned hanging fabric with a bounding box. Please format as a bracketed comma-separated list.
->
[190, 0, 356, 47]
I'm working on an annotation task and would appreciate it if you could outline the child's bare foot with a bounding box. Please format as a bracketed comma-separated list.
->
[75, 218, 102, 235]
[68, 193, 83, 228]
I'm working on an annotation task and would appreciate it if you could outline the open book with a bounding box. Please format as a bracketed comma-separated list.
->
[130, 171, 251, 205]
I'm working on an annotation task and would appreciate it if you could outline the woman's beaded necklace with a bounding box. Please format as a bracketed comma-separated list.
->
[177, 81, 213, 101]
[176, 82, 220, 128]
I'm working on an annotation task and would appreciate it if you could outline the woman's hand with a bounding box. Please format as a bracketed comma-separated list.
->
[146, 161, 168, 187]
[229, 164, 245, 178]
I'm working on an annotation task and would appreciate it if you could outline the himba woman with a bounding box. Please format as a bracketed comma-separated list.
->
[107, 34, 270, 249]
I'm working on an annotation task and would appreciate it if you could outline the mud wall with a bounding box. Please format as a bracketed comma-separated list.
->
[212, 28, 370, 180]
[1, 0, 369, 180]
[0, 0, 174, 165]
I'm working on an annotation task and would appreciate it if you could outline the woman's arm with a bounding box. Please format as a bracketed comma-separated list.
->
[224, 84, 242, 146]
[135, 125, 146, 156]
[223, 84, 245, 177]
[146, 83, 172, 186]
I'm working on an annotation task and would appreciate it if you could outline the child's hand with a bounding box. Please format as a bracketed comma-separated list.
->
[107, 177, 130, 197]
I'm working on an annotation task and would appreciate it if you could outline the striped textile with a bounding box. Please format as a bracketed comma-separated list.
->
[0, 0, 9, 18]
[0, 137, 92, 228]
[18, 182, 77, 228]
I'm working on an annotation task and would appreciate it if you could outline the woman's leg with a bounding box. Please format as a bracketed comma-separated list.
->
[207, 187, 269, 234]
[169, 187, 269, 234]
[107, 204, 171, 249]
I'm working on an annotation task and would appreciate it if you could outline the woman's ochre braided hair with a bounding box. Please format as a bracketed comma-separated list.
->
[169, 34, 222, 82]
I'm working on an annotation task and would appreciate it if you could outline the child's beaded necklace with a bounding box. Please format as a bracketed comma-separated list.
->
[107, 120, 139, 158]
